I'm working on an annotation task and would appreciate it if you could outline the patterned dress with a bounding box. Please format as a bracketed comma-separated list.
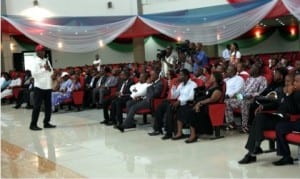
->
[51, 79, 80, 109]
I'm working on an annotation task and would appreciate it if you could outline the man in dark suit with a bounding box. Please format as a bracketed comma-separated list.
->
[117, 70, 163, 132]
[273, 120, 300, 166]
[101, 70, 134, 125]
[239, 73, 300, 164]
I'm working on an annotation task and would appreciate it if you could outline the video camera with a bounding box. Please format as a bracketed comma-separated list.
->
[176, 40, 194, 56]
[156, 49, 167, 60]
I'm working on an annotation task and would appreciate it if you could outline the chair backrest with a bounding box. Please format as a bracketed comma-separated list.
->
[191, 78, 204, 87]
[209, 103, 225, 126]
[159, 78, 168, 98]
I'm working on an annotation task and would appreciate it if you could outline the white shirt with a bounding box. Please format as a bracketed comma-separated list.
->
[222, 49, 230, 61]
[93, 58, 102, 71]
[130, 82, 151, 99]
[9, 77, 22, 87]
[225, 75, 244, 98]
[171, 79, 197, 105]
[30, 56, 53, 90]
[161, 53, 177, 77]
[230, 51, 241, 64]
[0, 77, 5, 87]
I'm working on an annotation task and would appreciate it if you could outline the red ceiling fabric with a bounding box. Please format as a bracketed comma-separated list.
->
[1, 19, 22, 35]
[118, 17, 160, 38]
[227, 0, 290, 18]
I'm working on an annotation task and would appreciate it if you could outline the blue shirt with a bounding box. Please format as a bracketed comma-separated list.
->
[193, 50, 208, 73]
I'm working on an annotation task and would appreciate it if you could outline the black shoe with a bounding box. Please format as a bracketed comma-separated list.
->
[161, 134, 172, 140]
[29, 126, 42, 131]
[253, 147, 263, 155]
[100, 120, 108, 124]
[185, 138, 197, 144]
[14, 104, 21, 109]
[44, 123, 56, 128]
[105, 121, 115, 126]
[172, 135, 185, 140]
[116, 125, 124, 133]
[25, 105, 33, 109]
[272, 157, 294, 166]
[148, 130, 163, 136]
[238, 154, 257, 164]
[126, 124, 136, 129]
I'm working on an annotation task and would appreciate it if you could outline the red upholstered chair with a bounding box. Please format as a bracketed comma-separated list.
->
[263, 114, 300, 152]
[133, 78, 168, 124]
[209, 103, 226, 139]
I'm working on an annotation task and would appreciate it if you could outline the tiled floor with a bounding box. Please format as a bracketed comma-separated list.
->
[1, 104, 299, 178]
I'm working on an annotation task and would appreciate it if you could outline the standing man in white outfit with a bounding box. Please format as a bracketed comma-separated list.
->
[29, 45, 56, 131]
[93, 54, 102, 72]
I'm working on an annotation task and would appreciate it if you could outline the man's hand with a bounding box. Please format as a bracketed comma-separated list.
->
[171, 101, 180, 110]
[44, 63, 51, 71]
[255, 105, 264, 115]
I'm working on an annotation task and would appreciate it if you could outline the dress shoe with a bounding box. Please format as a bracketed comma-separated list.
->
[14, 104, 21, 109]
[161, 134, 172, 140]
[105, 121, 115, 126]
[116, 125, 124, 133]
[25, 105, 33, 109]
[253, 147, 263, 155]
[272, 157, 294, 166]
[148, 130, 163, 136]
[44, 123, 56, 128]
[172, 135, 185, 140]
[100, 120, 108, 124]
[29, 126, 42, 131]
[238, 154, 257, 164]
[185, 138, 197, 144]
[126, 124, 136, 129]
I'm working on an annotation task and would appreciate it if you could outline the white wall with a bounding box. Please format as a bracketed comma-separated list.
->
[52, 37, 165, 68]
[52, 46, 134, 68]
[217, 30, 300, 56]
[142, 0, 227, 14]
[5, 0, 138, 16]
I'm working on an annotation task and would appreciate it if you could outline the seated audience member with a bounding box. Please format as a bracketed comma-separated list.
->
[225, 65, 267, 133]
[238, 73, 300, 164]
[166, 70, 176, 88]
[236, 62, 249, 81]
[91, 69, 108, 108]
[247, 67, 287, 127]
[101, 71, 134, 126]
[291, 60, 300, 74]
[175, 72, 223, 143]
[267, 55, 279, 71]
[223, 65, 245, 129]
[278, 55, 293, 71]
[83, 68, 100, 108]
[273, 119, 300, 166]
[129, 73, 151, 100]
[1, 72, 22, 99]
[116, 70, 163, 132]
[194, 66, 207, 83]
[51, 73, 80, 111]
[148, 69, 197, 139]
[97, 68, 119, 106]
[1, 72, 11, 91]
[14, 70, 34, 109]
[51, 70, 60, 92]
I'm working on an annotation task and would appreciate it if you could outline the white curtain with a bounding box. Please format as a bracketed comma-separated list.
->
[2, 16, 136, 53]
[139, 0, 278, 45]
[282, 0, 300, 20]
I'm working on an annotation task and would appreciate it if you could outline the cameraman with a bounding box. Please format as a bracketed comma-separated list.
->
[159, 46, 177, 78]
